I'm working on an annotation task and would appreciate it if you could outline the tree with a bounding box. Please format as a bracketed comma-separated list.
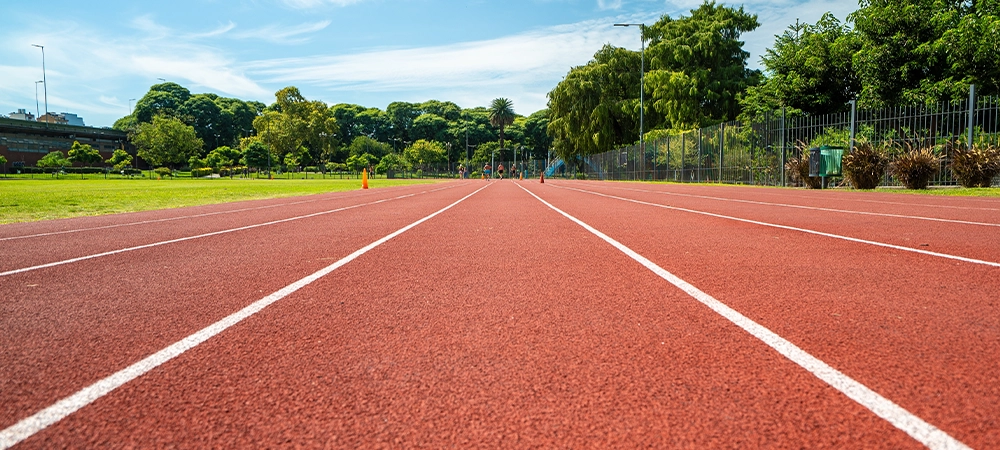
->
[105, 149, 133, 174]
[489, 98, 516, 153]
[547, 45, 643, 161]
[0, 154, 7, 175]
[403, 139, 447, 171]
[346, 153, 376, 172]
[348, 136, 391, 159]
[644, 1, 761, 129]
[133, 82, 191, 123]
[133, 116, 204, 168]
[411, 113, 450, 142]
[524, 109, 552, 161]
[850, 0, 1000, 106]
[739, 14, 861, 121]
[67, 141, 103, 166]
[36, 151, 71, 169]
[241, 139, 273, 173]
[375, 152, 409, 175]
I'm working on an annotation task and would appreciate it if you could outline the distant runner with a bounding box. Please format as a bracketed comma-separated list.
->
[497, 163, 505, 180]
[483, 163, 492, 180]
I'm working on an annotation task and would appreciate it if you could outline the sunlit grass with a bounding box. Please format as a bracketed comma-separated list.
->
[0, 177, 441, 224]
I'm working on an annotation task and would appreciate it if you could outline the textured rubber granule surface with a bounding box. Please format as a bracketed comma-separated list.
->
[0, 183, 474, 430]
[18, 181, 917, 448]
[533, 180, 999, 448]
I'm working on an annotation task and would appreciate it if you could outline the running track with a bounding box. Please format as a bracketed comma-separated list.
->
[1, 180, 997, 448]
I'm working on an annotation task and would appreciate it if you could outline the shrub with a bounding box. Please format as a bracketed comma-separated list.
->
[889, 143, 939, 189]
[416, 169, 424, 178]
[470, 171, 481, 178]
[303, 166, 319, 173]
[153, 167, 173, 178]
[575, 172, 588, 180]
[842, 141, 888, 189]
[191, 167, 215, 177]
[950, 143, 1000, 188]
[785, 142, 821, 188]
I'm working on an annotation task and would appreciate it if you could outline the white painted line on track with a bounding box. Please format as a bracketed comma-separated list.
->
[597, 184, 1000, 227]
[0, 183, 456, 242]
[550, 183, 1000, 269]
[0, 184, 460, 278]
[0, 183, 490, 450]
[519, 183, 970, 450]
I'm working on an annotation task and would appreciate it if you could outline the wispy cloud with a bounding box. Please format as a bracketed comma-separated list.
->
[278, 0, 368, 9]
[598, 0, 624, 11]
[232, 21, 332, 44]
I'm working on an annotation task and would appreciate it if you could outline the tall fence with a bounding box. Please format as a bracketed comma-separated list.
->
[573, 92, 1000, 187]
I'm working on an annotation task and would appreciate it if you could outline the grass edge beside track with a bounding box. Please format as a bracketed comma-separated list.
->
[0, 178, 442, 225]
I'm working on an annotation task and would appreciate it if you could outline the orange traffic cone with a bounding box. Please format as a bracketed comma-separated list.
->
[540, 173, 544, 184]
[520, 172, 524, 180]
[362, 168, 369, 189]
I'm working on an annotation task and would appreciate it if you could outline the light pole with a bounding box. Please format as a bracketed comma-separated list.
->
[128, 98, 136, 116]
[157, 78, 166, 83]
[31, 44, 47, 121]
[614, 23, 645, 175]
[34, 81, 43, 120]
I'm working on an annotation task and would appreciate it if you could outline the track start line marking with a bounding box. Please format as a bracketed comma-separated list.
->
[519, 183, 970, 450]
[0, 185, 459, 278]
[550, 183, 1000, 269]
[0, 184, 490, 449]
[600, 184, 1000, 228]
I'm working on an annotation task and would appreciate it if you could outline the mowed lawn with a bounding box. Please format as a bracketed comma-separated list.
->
[0, 177, 441, 224]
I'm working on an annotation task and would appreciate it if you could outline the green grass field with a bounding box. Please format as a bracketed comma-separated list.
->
[0, 177, 440, 224]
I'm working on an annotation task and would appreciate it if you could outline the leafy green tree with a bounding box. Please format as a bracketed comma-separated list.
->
[133, 116, 204, 168]
[489, 98, 516, 152]
[0, 155, 7, 170]
[403, 139, 447, 170]
[346, 153, 376, 172]
[133, 82, 191, 123]
[644, 1, 761, 129]
[348, 136, 391, 159]
[241, 139, 273, 173]
[524, 109, 552, 161]
[387, 102, 421, 141]
[739, 14, 861, 121]
[411, 113, 450, 143]
[850, 0, 1000, 105]
[547, 45, 643, 161]
[375, 152, 409, 174]
[105, 149, 133, 173]
[36, 151, 71, 168]
[178, 94, 224, 150]
[67, 141, 103, 166]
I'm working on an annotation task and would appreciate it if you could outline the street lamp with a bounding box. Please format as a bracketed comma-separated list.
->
[128, 98, 136, 116]
[31, 44, 47, 121]
[157, 78, 166, 83]
[614, 23, 645, 174]
[34, 81, 43, 120]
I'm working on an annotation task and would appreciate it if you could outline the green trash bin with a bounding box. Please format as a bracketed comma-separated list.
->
[819, 145, 844, 177]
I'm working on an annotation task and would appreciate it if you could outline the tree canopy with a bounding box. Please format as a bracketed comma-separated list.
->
[133, 116, 204, 168]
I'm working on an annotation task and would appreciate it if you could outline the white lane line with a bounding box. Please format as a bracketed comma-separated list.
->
[550, 183, 1000, 269]
[596, 184, 1000, 227]
[0, 183, 489, 450]
[519, 183, 970, 450]
[0, 183, 455, 242]
[0, 185, 460, 278]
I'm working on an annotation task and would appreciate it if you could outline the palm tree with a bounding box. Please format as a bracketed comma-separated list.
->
[488, 98, 515, 152]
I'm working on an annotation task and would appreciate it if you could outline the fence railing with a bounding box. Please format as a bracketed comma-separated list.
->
[571, 91, 1000, 187]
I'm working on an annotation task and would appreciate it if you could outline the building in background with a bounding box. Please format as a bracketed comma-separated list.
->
[61, 113, 85, 126]
[0, 117, 131, 168]
[8, 109, 36, 121]
[37, 113, 69, 124]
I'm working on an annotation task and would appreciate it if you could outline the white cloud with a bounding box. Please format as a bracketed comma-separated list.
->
[278, 0, 367, 9]
[598, 0, 624, 10]
[232, 21, 332, 44]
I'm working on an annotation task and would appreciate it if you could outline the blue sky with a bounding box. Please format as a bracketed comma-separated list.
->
[0, 0, 858, 127]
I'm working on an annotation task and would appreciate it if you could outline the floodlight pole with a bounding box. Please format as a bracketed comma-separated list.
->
[31, 44, 47, 121]
[615, 23, 645, 168]
[129, 98, 136, 116]
[35, 81, 43, 120]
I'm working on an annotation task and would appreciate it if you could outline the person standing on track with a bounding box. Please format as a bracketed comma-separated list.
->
[497, 163, 505, 180]
[483, 163, 492, 180]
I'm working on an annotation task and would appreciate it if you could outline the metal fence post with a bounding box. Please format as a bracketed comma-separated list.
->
[968, 84, 976, 146]
[849, 100, 857, 152]
[681, 132, 685, 182]
[780, 107, 786, 187]
[719, 123, 724, 182]
[697, 128, 702, 182]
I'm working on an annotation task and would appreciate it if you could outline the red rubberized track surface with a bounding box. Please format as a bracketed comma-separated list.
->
[1, 180, 997, 448]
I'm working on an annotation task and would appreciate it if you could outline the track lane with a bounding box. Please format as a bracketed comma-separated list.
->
[524, 181, 1000, 448]
[551, 181, 1000, 265]
[0, 183, 455, 273]
[17, 181, 925, 448]
[0, 181, 481, 431]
